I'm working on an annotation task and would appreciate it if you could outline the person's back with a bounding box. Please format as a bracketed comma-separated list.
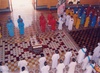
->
[0, 64, 9, 73]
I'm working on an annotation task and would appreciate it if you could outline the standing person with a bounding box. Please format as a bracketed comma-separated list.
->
[82, 52, 92, 70]
[51, 17, 56, 31]
[58, 15, 64, 30]
[40, 18, 46, 32]
[77, 46, 87, 63]
[73, 12, 78, 26]
[67, 58, 77, 73]
[52, 50, 60, 69]
[84, 15, 90, 27]
[17, 15, 24, 35]
[64, 49, 72, 66]
[20, 66, 29, 73]
[56, 60, 65, 73]
[0, 63, 9, 73]
[39, 54, 46, 69]
[80, 11, 86, 25]
[6, 20, 14, 37]
[41, 61, 50, 73]
[75, 17, 81, 29]
[68, 16, 74, 30]
[65, 13, 71, 26]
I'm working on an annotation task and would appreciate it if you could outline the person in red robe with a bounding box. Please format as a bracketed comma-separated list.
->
[40, 18, 46, 32]
[50, 17, 56, 31]
[91, 7, 96, 16]
[86, 5, 92, 16]
[47, 13, 53, 26]
[39, 13, 45, 21]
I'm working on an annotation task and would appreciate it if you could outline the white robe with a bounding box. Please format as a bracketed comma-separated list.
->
[82, 55, 92, 70]
[65, 15, 71, 26]
[18, 60, 28, 72]
[39, 57, 46, 69]
[64, 51, 72, 66]
[68, 62, 77, 73]
[77, 48, 87, 63]
[52, 54, 60, 68]
[58, 17, 64, 30]
[56, 63, 65, 73]
[84, 64, 95, 73]
[63, 12, 66, 23]
[68, 18, 74, 30]
[20, 71, 29, 73]
[41, 65, 50, 73]
[0, 65, 9, 73]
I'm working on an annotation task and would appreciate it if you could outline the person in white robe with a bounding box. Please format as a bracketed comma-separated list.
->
[77, 46, 87, 63]
[92, 43, 100, 63]
[65, 13, 71, 26]
[58, 15, 64, 30]
[0, 64, 9, 73]
[68, 58, 77, 73]
[18, 60, 28, 73]
[82, 52, 92, 70]
[64, 49, 72, 66]
[39, 54, 46, 69]
[52, 50, 60, 69]
[68, 16, 74, 30]
[41, 61, 50, 73]
[84, 60, 96, 73]
[56, 60, 65, 73]
[20, 66, 29, 73]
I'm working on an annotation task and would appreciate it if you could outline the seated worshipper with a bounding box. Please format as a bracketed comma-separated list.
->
[52, 50, 60, 69]
[80, 11, 86, 25]
[17, 15, 25, 35]
[82, 52, 92, 70]
[68, 16, 74, 30]
[84, 60, 96, 73]
[77, 46, 87, 63]
[64, 49, 72, 66]
[47, 12, 53, 26]
[56, 60, 65, 73]
[40, 17, 47, 32]
[92, 43, 100, 63]
[84, 15, 90, 27]
[20, 66, 29, 73]
[0, 63, 9, 73]
[41, 61, 50, 73]
[50, 17, 57, 31]
[6, 19, 14, 37]
[67, 58, 77, 73]
[18, 60, 28, 72]
[75, 17, 81, 29]
[65, 13, 71, 26]
[57, 3, 65, 17]
[90, 14, 97, 27]
[39, 53, 46, 69]
[73, 11, 78, 26]
[58, 15, 64, 30]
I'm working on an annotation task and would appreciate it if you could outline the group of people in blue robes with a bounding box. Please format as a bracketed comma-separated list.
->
[6, 15, 25, 37]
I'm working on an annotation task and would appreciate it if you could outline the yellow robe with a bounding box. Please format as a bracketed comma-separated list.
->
[66, 9, 71, 15]
[70, 11, 74, 17]
[75, 18, 81, 29]
[84, 16, 90, 27]
[73, 14, 78, 26]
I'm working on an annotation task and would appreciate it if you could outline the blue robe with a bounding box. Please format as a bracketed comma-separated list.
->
[78, 9, 81, 17]
[91, 16, 96, 27]
[17, 18, 24, 35]
[74, 7, 78, 14]
[7, 22, 14, 37]
[80, 6, 85, 16]
[80, 13, 86, 25]
[89, 13, 93, 25]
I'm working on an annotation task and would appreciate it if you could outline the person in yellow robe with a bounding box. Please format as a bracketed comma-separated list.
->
[70, 9, 74, 17]
[73, 12, 78, 26]
[66, 7, 71, 15]
[84, 16, 90, 27]
[75, 17, 81, 29]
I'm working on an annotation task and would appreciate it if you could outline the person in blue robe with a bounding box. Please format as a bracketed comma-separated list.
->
[74, 7, 78, 14]
[80, 12, 86, 25]
[89, 12, 93, 26]
[6, 21, 14, 37]
[7, 16, 13, 23]
[91, 15, 97, 27]
[78, 8, 81, 18]
[80, 5, 85, 16]
[17, 15, 24, 35]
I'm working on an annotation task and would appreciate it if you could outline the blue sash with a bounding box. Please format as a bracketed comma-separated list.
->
[87, 56, 90, 62]
[81, 48, 86, 53]
[90, 64, 94, 69]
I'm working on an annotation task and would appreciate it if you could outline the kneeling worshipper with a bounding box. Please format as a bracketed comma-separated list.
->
[6, 19, 14, 37]
[56, 60, 65, 73]
[18, 60, 28, 73]
[20, 66, 29, 73]
[0, 63, 9, 73]
[17, 15, 25, 35]
[68, 16, 74, 30]
[41, 61, 50, 73]
[77, 46, 87, 63]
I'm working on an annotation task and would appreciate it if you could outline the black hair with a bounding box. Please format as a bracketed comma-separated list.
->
[61, 15, 63, 17]
[22, 66, 25, 71]
[44, 61, 47, 66]
[72, 58, 76, 62]
[41, 53, 44, 57]
[60, 59, 63, 63]
[0, 62, 2, 66]
[55, 50, 59, 54]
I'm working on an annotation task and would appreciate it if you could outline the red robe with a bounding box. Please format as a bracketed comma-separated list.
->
[86, 6, 92, 16]
[51, 19, 56, 31]
[47, 14, 53, 26]
[40, 19, 46, 32]
[91, 8, 96, 16]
